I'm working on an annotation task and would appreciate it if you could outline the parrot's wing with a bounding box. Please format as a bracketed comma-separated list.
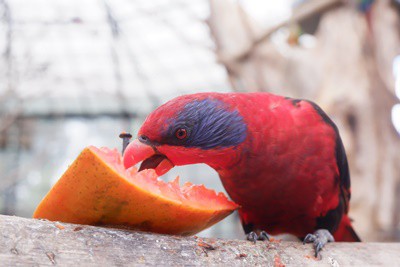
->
[307, 101, 351, 213]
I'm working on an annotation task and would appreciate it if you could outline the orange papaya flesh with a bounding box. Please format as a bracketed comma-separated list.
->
[33, 146, 238, 235]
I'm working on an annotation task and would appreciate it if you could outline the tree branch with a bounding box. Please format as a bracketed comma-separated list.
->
[220, 0, 343, 63]
[1, 215, 399, 266]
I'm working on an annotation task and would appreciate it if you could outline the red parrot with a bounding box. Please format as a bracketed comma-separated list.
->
[123, 92, 360, 256]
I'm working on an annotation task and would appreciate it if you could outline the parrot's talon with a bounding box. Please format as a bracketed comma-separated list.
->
[315, 242, 324, 257]
[246, 231, 269, 243]
[303, 229, 335, 258]
[303, 233, 316, 244]
[247, 232, 258, 244]
[258, 231, 270, 241]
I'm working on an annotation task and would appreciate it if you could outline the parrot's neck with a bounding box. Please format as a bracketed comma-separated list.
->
[212, 154, 267, 207]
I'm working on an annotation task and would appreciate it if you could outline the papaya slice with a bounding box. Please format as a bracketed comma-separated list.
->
[33, 146, 238, 235]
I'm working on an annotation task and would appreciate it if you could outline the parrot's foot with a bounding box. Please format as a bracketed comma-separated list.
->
[303, 229, 335, 257]
[246, 231, 269, 244]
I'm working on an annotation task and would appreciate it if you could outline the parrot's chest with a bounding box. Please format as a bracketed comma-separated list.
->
[219, 165, 339, 236]
[214, 97, 342, 236]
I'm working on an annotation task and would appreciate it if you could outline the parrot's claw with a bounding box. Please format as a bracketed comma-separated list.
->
[246, 231, 270, 244]
[258, 231, 270, 241]
[303, 229, 335, 258]
[247, 232, 257, 244]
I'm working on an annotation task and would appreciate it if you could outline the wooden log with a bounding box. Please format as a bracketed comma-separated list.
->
[1, 215, 399, 266]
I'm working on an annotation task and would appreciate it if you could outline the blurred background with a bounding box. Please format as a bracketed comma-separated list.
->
[1, 0, 399, 241]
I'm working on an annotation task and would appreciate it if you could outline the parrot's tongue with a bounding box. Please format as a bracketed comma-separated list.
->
[139, 154, 165, 170]
[138, 154, 175, 177]
[124, 139, 175, 176]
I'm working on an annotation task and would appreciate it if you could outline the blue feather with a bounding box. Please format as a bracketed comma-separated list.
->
[163, 98, 247, 149]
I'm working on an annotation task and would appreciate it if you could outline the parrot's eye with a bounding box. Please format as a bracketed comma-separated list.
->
[175, 128, 187, 140]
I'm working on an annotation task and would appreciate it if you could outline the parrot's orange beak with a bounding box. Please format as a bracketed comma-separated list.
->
[123, 139, 175, 176]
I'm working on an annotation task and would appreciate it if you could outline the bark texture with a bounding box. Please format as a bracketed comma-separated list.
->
[1, 215, 400, 266]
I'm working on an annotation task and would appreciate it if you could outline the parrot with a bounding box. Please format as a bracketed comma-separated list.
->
[122, 92, 361, 256]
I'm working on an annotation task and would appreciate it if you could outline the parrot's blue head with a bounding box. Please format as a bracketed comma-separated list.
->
[123, 93, 248, 176]
[158, 98, 247, 149]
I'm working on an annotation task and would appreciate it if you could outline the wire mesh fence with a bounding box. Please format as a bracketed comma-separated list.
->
[0, 0, 243, 238]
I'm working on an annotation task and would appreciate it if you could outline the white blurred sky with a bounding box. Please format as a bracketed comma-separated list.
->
[240, 0, 293, 28]
[392, 55, 400, 134]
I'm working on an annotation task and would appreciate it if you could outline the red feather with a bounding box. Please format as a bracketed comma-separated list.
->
[128, 92, 360, 241]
